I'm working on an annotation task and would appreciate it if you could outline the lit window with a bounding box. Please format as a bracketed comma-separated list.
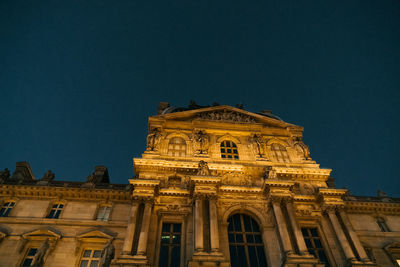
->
[228, 214, 267, 267]
[270, 143, 290, 163]
[46, 203, 64, 219]
[301, 227, 330, 266]
[22, 248, 38, 267]
[0, 201, 15, 217]
[159, 223, 182, 267]
[221, 141, 239, 159]
[79, 249, 101, 267]
[97, 206, 111, 221]
[376, 217, 390, 232]
[168, 137, 186, 156]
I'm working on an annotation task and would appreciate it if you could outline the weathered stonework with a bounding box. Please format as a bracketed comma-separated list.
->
[0, 103, 399, 267]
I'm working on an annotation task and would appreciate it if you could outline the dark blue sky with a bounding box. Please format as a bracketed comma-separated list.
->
[1, 1, 399, 196]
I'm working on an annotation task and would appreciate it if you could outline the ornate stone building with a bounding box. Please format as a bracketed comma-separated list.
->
[0, 103, 399, 267]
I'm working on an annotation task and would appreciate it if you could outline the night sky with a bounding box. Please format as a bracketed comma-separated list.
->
[1, 1, 399, 197]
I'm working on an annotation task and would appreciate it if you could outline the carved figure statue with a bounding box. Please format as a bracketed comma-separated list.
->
[99, 240, 115, 267]
[263, 166, 276, 179]
[377, 190, 388, 198]
[197, 110, 255, 123]
[41, 170, 55, 182]
[31, 238, 49, 267]
[0, 168, 10, 183]
[86, 172, 96, 183]
[193, 130, 209, 154]
[293, 137, 311, 160]
[249, 134, 264, 157]
[197, 160, 211, 176]
[146, 128, 161, 151]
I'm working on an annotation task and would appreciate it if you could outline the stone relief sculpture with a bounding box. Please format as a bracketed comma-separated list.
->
[146, 128, 162, 151]
[293, 137, 311, 160]
[197, 160, 211, 176]
[192, 130, 209, 155]
[31, 238, 49, 267]
[300, 183, 316, 195]
[197, 110, 255, 123]
[41, 170, 55, 182]
[249, 134, 265, 157]
[263, 166, 277, 179]
[0, 168, 10, 183]
[100, 240, 115, 267]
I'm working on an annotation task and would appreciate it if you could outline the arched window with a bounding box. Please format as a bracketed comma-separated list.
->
[270, 143, 290, 163]
[168, 137, 186, 157]
[228, 214, 267, 267]
[220, 141, 239, 159]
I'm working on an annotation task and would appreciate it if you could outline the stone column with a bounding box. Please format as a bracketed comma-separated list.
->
[338, 210, 371, 262]
[326, 208, 356, 261]
[136, 201, 152, 255]
[285, 200, 309, 255]
[209, 197, 220, 252]
[271, 198, 293, 255]
[194, 197, 204, 252]
[122, 202, 139, 255]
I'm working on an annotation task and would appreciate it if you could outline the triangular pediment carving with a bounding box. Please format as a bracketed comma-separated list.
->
[77, 229, 114, 243]
[22, 228, 61, 241]
[153, 105, 298, 129]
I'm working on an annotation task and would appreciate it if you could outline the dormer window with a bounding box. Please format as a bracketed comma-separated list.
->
[168, 137, 186, 157]
[220, 141, 239, 159]
[271, 143, 290, 163]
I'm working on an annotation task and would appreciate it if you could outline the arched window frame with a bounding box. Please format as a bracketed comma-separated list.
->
[167, 137, 187, 157]
[266, 140, 291, 163]
[220, 140, 239, 160]
[226, 212, 267, 267]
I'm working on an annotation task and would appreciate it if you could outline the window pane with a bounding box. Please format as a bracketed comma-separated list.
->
[301, 228, 308, 237]
[93, 250, 101, 258]
[47, 210, 55, 218]
[254, 234, 262, 243]
[314, 239, 322, 248]
[22, 259, 33, 267]
[159, 246, 169, 267]
[170, 246, 180, 267]
[55, 210, 62, 218]
[162, 223, 171, 233]
[229, 246, 239, 267]
[173, 223, 181, 233]
[28, 248, 37, 256]
[237, 246, 247, 267]
[248, 246, 258, 266]
[0, 208, 6, 216]
[90, 260, 99, 267]
[83, 250, 91, 257]
[235, 234, 243, 243]
[80, 260, 89, 267]
[256, 246, 267, 267]
[305, 239, 312, 248]
[172, 235, 181, 244]
[228, 234, 235, 243]
[246, 234, 254, 243]
[161, 235, 170, 244]
[244, 214, 252, 232]
[310, 228, 318, 237]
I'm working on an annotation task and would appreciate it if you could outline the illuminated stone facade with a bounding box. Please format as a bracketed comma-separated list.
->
[0, 103, 399, 267]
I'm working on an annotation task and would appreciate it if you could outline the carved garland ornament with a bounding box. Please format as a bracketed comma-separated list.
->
[197, 110, 255, 123]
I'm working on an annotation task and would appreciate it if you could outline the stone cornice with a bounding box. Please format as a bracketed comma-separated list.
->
[317, 188, 348, 208]
[0, 217, 128, 227]
[159, 188, 190, 197]
[219, 185, 263, 194]
[191, 175, 221, 184]
[0, 184, 131, 202]
[344, 200, 400, 215]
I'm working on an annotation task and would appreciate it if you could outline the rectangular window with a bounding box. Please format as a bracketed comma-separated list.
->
[0, 201, 15, 217]
[96, 206, 111, 221]
[46, 203, 64, 219]
[22, 248, 37, 267]
[80, 249, 101, 267]
[301, 227, 330, 266]
[159, 223, 182, 267]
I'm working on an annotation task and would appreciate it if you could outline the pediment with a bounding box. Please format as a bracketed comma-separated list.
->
[77, 229, 114, 243]
[153, 105, 298, 129]
[22, 228, 61, 241]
